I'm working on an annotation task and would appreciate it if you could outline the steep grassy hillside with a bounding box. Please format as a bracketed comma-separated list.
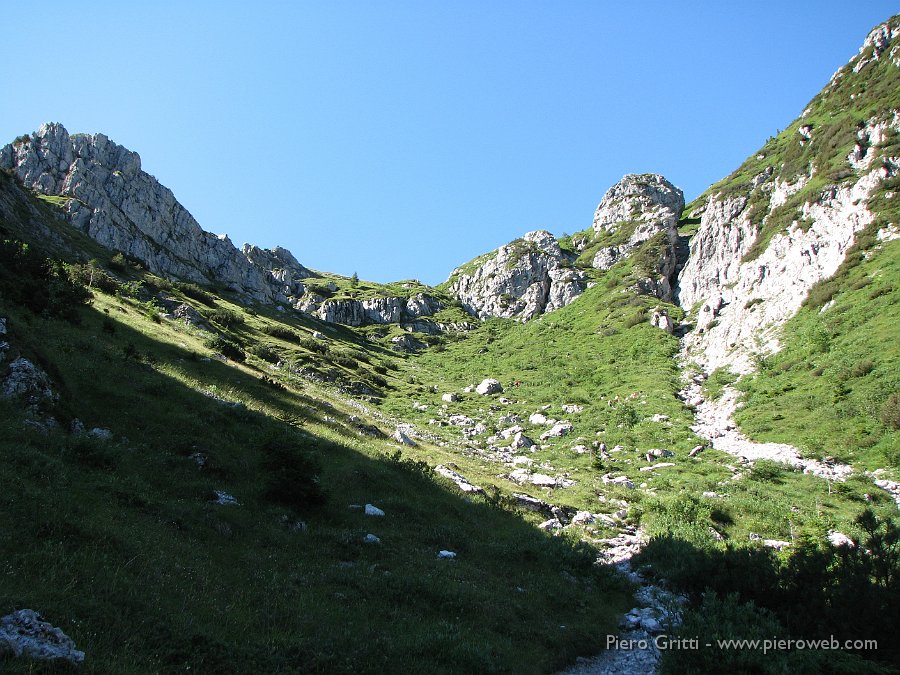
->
[1, 176, 631, 673]
[680, 15, 900, 473]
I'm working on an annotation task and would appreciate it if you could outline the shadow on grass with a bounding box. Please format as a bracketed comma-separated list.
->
[0, 301, 630, 674]
[634, 530, 900, 674]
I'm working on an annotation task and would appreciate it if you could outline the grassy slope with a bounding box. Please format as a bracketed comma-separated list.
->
[1, 182, 631, 673]
[682, 16, 900, 472]
[378, 255, 894, 550]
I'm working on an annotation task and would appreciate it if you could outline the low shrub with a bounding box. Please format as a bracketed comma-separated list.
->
[258, 431, 325, 512]
[208, 308, 243, 328]
[176, 282, 217, 307]
[204, 335, 245, 362]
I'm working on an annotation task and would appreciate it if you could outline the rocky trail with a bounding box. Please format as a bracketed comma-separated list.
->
[678, 372, 854, 482]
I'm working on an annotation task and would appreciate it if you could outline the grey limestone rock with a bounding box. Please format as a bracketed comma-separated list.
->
[0, 123, 306, 305]
[0, 609, 85, 666]
[448, 230, 587, 321]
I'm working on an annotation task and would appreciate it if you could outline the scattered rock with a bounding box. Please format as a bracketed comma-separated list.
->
[763, 539, 792, 550]
[602, 474, 635, 489]
[213, 490, 239, 506]
[528, 412, 549, 425]
[0, 609, 84, 666]
[561, 404, 583, 414]
[539, 421, 573, 440]
[88, 427, 113, 441]
[365, 504, 385, 517]
[639, 462, 675, 472]
[570, 511, 595, 525]
[513, 493, 552, 514]
[393, 425, 417, 446]
[441, 393, 459, 403]
[828, 531, 855, 548]
[2, 357, 58, 411]
[391, 334, 425, 352]
[510, 432, 535, 450]
[173, 303, 205, 327]
[539, 518, 563, 530]
[475, 378, 503, 395]
[435, 465, 484, 495]
[363, 534, 381, 544]
[437, 550, 456, 559]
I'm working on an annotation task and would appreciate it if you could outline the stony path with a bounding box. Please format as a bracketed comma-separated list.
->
[679, 375, 853, 481]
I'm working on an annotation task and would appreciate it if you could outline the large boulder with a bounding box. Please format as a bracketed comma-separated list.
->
[0, 609, 85, 666]
[475, 378, 503, 395]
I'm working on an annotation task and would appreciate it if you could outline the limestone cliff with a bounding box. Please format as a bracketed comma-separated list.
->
[677, 15, 900, 374]
[445, 174, 683, 321]
[0, 123, 305, 303]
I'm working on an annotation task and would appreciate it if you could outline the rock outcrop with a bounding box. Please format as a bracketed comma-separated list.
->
[590, 173, 684, 301]
[0, 609, 85, 666]
[447, 230, 587, 320]
[0, 123, 304, 303]
[446, 174, 683, 321]
[313, 293, 439, 326]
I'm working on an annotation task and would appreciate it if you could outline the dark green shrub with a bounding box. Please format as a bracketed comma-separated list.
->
[249, 343, 279, 364]
[848, 359, 875, 378]
[258, 431, 325, 512]
[204, 335, 245, 362]
[749, 459, 788, 483]
[263, 325, 302, 342]
[208, 308, 243, 328]
[624, 310, 646, 328]
[108, 252, 128, 272]
[298, 337, 328, 354]
[176, 282, 217, 307]
[881, 392, 900, 430]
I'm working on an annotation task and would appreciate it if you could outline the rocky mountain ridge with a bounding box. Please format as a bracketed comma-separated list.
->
[2, 16, 898, 362]
[0, 123, 315, 305]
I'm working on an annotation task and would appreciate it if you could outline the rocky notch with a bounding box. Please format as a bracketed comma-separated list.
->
[0, 122, 309, 304]
[446, 173, 683, 321]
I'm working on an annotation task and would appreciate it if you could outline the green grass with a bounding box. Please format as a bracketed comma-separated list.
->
[0, 289, 630, 673]
[733, 229, 900, 469]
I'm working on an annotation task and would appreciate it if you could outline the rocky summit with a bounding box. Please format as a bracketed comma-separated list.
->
[0, 13, 898, 675]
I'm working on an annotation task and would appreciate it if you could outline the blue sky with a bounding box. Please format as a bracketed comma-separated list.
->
[2, 2, 896, 284]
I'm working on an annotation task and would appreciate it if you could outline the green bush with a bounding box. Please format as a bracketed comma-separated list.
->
[249, 343, 279, 364]
[881, 392, 900, 430]
[208, 308, 243, 328]
[0, 240, 91, 322]
[257, 431, 325, 512]
[176, 282, 217, 307]
[204, 335, 246, 362]
[748, 459, 790, 483]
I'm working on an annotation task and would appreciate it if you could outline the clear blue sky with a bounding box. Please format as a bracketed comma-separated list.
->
[2, 2, 896, 285]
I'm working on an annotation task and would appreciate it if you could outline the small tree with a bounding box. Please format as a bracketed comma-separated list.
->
[350, 272, 359, 288]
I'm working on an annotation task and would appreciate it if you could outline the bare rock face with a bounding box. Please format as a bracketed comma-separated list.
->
[592, 173, 684, 236]
[678, 113, 899, 374]
[447, 230, 587, 321]
[312, 293, 440, 326]
[0, 123, 304, 303]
